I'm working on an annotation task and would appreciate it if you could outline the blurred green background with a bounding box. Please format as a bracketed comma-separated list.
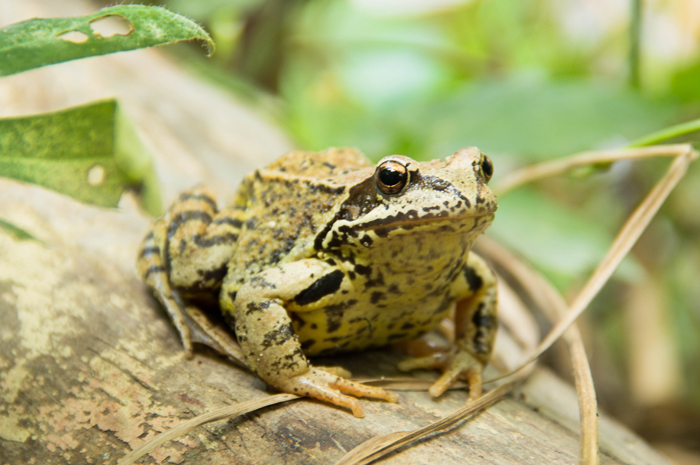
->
[102, 0, 700, 459]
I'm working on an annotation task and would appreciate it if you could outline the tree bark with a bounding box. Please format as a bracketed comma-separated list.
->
[0, 1, 674, 464]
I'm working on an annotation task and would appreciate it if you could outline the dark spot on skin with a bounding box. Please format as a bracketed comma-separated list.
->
[246, 300, 271, 315]
[354, 264, 372, 276]
[138, 246, 160, 259]
[193, 233, 239, 248]
[325, 300, 357, 333]
[364, 271, 385, 288]
[310, 323, 317, 330]
[338, 225, 359, 238]
[143, 265, 165, 280]
[261, 323, 295, 349]
[359, 234, 373, 247]
[167, 211, 212, 239]
[196, 263, 227, 284]
[294, 270, 344, 306]
[178, 192, 217, 211]
[463, 266, 483, 292]
[387, 284, 400, 294]
[290, 312, 307, 330]
[401, 322, 415, 330]
[370, 292, 386, 304]
[348, 271, 356, 280]
[300, 339, 316, 351]
[250, 275, 277, 289]
[471, 303, 494, 330]
[388, 333, 408, 341]
[213, 217, 243, 228]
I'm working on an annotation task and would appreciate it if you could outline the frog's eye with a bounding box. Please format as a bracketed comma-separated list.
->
[480, 154, 494, 183]
[376, 160, 409, 195]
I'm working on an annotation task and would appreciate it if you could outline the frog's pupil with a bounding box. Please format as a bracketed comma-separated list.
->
[380, 167, 403, 186]
[481, 156, 493, 180]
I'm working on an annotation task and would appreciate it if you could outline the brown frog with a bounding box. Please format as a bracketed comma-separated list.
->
[137, 147, 498, 417]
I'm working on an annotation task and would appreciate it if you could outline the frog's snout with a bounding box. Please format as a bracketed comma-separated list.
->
[447, 147, 482, 168]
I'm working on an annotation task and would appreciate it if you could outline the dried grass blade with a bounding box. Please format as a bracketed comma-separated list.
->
[336, 376, 526, 465]
[495, 144, 693, 195]
[477, 237, 599, 465]
[488, 149, 696, 380]
[117, 394, 299, 465]
[360, 377, 467, 390]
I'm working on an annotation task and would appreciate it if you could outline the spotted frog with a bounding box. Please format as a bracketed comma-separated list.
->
[137, 147, 498, 417]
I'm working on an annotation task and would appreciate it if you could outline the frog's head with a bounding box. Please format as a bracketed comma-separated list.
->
[315, 147, 497, 252]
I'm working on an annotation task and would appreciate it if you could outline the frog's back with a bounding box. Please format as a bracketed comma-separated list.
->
[223, 147, 371, 294]
[265, 147, 371, 178]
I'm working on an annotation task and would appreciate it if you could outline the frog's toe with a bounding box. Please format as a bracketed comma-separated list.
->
[280, 368, 397, 418]
[397, 351, 453, 372]
[429, 350, 483, 399]
[330, 375, 399, 404]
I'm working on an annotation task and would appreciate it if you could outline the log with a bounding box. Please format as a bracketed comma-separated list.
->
[0, 1, 675, 464]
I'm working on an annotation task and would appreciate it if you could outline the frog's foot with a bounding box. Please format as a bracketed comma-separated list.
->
[398, 349, 483, 399]
[278, 367, 398, 418]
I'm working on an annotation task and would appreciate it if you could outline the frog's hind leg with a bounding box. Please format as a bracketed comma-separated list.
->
[138, 225, 195, 356]
[398, 253, 497, 400]
[137, 186, 243, 357]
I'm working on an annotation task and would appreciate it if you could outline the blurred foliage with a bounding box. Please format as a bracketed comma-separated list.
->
[132, 0, 700, 448]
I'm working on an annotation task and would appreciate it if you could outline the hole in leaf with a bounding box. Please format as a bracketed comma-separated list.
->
[87, 164, 106, 186]
[58, 31, 89, 43]
[89, 15, 133, 38]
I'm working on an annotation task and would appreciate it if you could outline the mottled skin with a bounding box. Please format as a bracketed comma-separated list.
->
[137, 147, 498, 417]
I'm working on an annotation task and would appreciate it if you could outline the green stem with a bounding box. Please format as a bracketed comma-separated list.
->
[629, 118, 700, 147]
[629, 0, 642, 89]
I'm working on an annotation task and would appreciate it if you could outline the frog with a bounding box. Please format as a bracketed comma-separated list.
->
[137, 146, 498, 417]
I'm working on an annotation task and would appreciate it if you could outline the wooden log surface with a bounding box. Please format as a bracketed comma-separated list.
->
[0, 1, 675, 464]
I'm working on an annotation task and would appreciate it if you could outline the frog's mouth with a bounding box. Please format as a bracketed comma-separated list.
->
[359, 211, 495, 232]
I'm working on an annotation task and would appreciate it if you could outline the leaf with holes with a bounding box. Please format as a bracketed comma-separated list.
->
[0, 5, 214, 76]
[0, 100, 161, 215]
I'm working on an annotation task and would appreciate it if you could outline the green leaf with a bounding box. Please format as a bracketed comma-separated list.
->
[0, 5, 214, 77]
[0, 100, 162, 215]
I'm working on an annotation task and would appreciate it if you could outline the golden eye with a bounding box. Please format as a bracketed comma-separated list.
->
[480, 154, 493, 183]
[376, 160, 408, 195]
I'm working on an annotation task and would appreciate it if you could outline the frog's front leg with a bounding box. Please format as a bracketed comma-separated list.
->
[398, 252, 497, 399]
[137, 186, 242, 356]
[230, 259, 398, 417]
